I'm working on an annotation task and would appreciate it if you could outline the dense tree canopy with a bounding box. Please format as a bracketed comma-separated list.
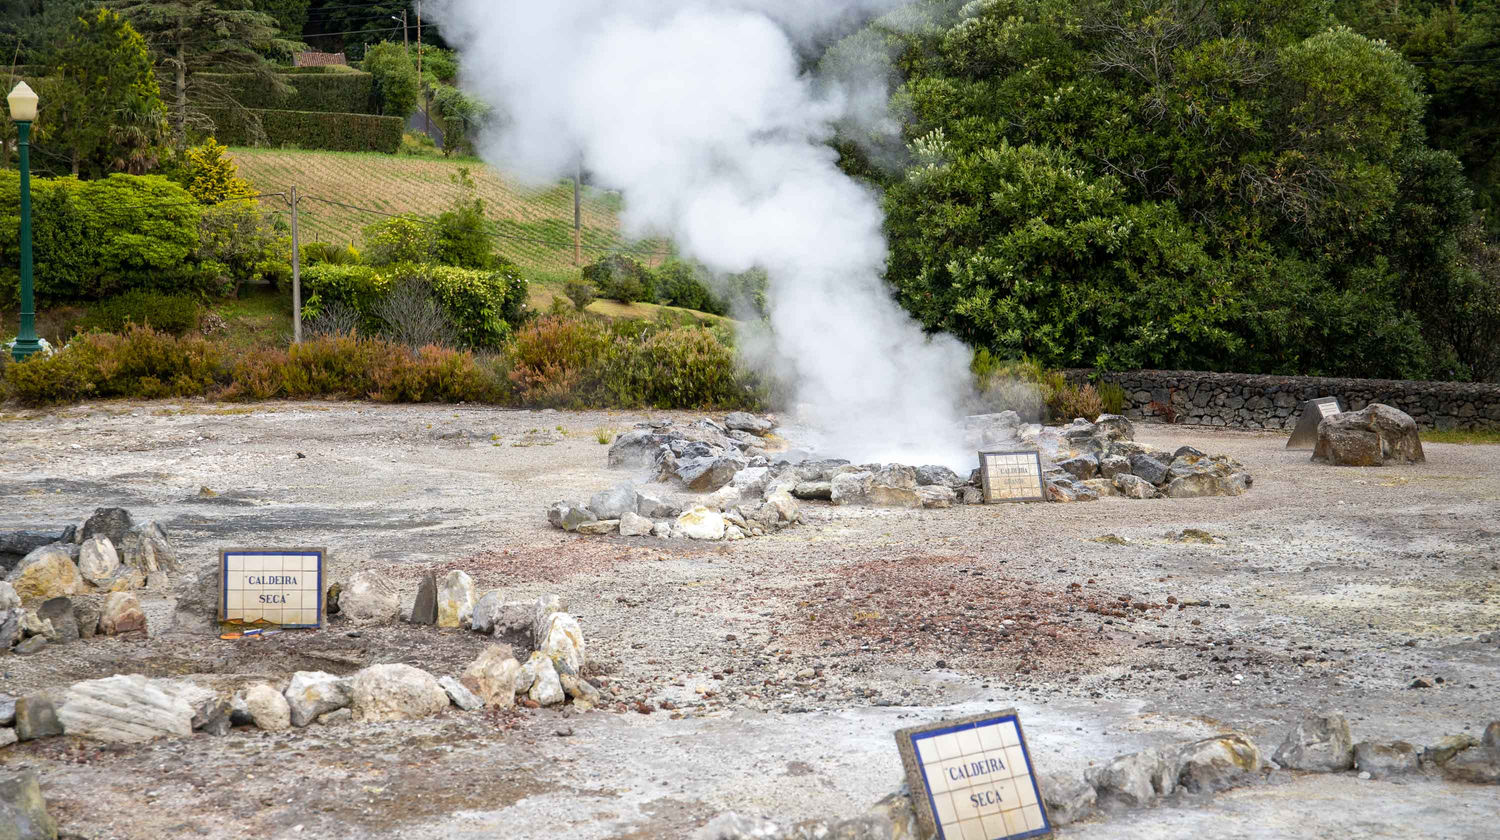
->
[47, 9, 169, 177]
[837, 0, 1500, 381]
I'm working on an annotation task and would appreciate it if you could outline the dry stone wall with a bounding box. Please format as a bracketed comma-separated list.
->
[1068, 370, 1500, 431]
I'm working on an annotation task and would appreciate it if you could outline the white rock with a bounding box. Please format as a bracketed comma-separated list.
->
[55, 675, 195, 743]
[527, 654, 565, 706]
[705, 485, 741, 512]
[618, 512, 654, 537]
[436, 570, 476, 629]
[439, 675, 483, 711]
[244, 683, 291, 732]
[338, 570, 400, 624]
[0, 581, 18, 611]
[471, 590, 505, 634]
[459, 644, 522, 708]
[284, 671, 351, 727]
[652, 521, 672, 539]
[349, 664, 449, 722]
[77, 537, 120, 584]
[764, 490, 799, 523]
[0, 727, 16, 748]
[540, 612, 586, 672]
[532, 594, 562, 646]
[676, 506, 726, 540]
[725, 525, 746, 541]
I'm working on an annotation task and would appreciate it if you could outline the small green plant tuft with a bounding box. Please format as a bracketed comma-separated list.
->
[594, 426, 616, 444]
[1097, 381, 1127, 415]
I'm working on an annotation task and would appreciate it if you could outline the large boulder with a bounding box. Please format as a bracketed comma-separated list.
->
[1093, 414, 1135, 441]
[338, 570, 400, 624]
[607, 428, 672, 469]
[1175, 733, 1261, 793]
[588, 484, 639, 520]
[725, 412, 773, 436]
[1313, 404, 1425, 466]
[619, 511, 654, 537]
[1273, 713, 1354, 772]
[830, 470, 873, 506]
[1113, 474, 1160, 499]
[243, 683, 291, 732]
[1165, 473, 1229, 498]
[55, 675, 195, 743]
[471, 591, 530, 636]
[5, 547, 83, 603]
[0, 770, 58, 840]
[867, 465, 922, 508]
[284, 671, 351, 727]
[539, 611, 586, 672]
[1353, 741, 1420, 779]
[80, 508, 134, 548]
[349, 664, 449, 722]
[673, 456, 742, 492]
[118, 520, 176, 574]
[459, 644, 522, 708]
[1038, 771, 1096, 826]
[77, 537, 120, 585]
[435, 570, 476, 629]
[35, 599, 78, 644]
[410, 572, 437, 625]
[1129, 454, 1170, 486]
[1087, 749, 1174, 808]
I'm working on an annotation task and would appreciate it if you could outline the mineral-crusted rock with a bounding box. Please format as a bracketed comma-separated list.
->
[5, 546, 83, 603]
[1353, 741, 1420, 779]
[1273, 713, 1355, 772]
[729, 466, 771, 497]
[81, 508, 134, 548]
[576, 519, 619, 535]
[1099, 455, 1131, 479]
[243, 683, 291, 732]
[540, 611, 586, 672]
[547, 501, 598, 532]
[1058, 454, 1098, 481]
[459, 644, 522, 708]
[1039, 771, 1096, 826]
[1175, 733, 1261, 793]
[676, 506, 726, 540]
[619, 511, 654, 537]
[284, 671, 351, 727]
[77, 537, 120, 585]
[532, 595, 563, 646]
[56, 675, 195, 742]
[1087, 749, 1174, 808]
[1423, 734, 1479, 767]
[0, 769, 58, 840]
[725, 412, 773, 436]
[1080, 479, 1119, 498]
[439, 675, 483, 711]
[436, 570, 476, 629]
[317, 708, 352, 725]
[830, 470, 873, 506]
[588, 484, 639, 520]
[97, 592, 146, 636]
[339, 570, 400, 624]
[916, 485, 956, 509]
[349, 663, 449, 722]
[527, 653, 565, 706]
[1313, 404, 1425, 466]
[410, 572, 437, 625]
[1166, 473, 1229, 498]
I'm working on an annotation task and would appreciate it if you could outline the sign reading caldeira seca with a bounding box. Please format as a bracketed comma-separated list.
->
[896, 710, 1052, 840]
[220, 548, 325, 628]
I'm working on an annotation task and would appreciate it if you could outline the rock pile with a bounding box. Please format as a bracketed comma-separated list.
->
[1, 508, 176, 656]
[550, 412, 1253, 534]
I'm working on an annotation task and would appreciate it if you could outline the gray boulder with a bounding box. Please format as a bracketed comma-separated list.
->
[284, 671, 351, 727]
[619, 512, 654, 537]
[410, 572, 438, 625]
[1087, 748, 1174, 808]
[1039, 771, 1096, 826]
[80, 507, 134, 548]
[35, 598, 78, 644]
[349, 664, 449, 722]
[588, 484, 638, 520]
[1313, 403, 1425, 466]
[1129, 454, 1170, 485]
[915, 465, 963, 488]
[673, 456, 743, 492]
[1113, 474, 1160, 499]
[119, 520, 176, 574]
[0, 528, 73, 558]
[1353, 741, 1420, 779]
[830, 471, 873, 506]
[725, 412, 773, 436]
[0, 770, 58, 840]
[1175, 733, 1261, 793]
[916, 485, 956, 509]
[339, 570, 400, 624]
[1273, 713, 1354, 772]
[792, 481, 832, 500]
[1057, 454, 1098, 481]
[547, 501, 598, 532]
[869, 465, 921, 508]
[1099, 454, 1131, 479]
[1093, 414, 1135, 441]
[438, 675, 483, 711]
[635, 491, 677, 519]
[13, 691, 64, 741]
[607, 429, 672, 469]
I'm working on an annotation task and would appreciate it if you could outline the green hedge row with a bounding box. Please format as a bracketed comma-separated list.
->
[196, 72, 374, 114]
[300, 261, 529, 349]
[201, 107, 403, 153]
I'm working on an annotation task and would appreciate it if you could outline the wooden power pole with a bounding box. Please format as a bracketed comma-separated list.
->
[573, 163, 582, 267]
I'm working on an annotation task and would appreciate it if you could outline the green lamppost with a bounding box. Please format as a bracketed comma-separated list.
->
[8, 81, 41, 362]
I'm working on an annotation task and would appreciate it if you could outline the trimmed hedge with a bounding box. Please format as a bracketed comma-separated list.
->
[201, 107, 403, 153]
[197, 71, 375, 114]
[301, 261, 529, 349]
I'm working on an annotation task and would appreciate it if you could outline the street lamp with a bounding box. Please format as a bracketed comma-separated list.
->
[7, 81, 40, 362]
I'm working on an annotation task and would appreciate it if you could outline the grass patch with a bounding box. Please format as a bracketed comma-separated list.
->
[594, 426, 616, 444]
[1423, 428, 1500, 445]
[586, 298, 731, 327]
[206, 284, 296, 352]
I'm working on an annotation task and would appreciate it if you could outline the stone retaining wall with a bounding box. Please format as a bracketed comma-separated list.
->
[1065, 370, 1500, 431]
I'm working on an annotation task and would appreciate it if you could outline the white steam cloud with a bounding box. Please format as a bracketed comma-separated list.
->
[431, 1, 976, 467]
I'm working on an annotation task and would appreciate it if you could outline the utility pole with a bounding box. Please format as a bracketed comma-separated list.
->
[392, 11, 409, 53]
[290, 186, 302, 344]
[416, 0, 426, 124]
[573, 162, 582, 267]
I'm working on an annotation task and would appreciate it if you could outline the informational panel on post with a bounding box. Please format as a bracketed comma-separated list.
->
[1285, 397, 1344, 450]
[220, 548, 326, 629]
[896, 710, 1052, 840]
[978, 450, 1046, 503]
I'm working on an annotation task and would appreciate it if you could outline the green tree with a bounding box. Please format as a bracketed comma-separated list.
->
[362, 40, 418, 117]
[47, 9, 170, 178]
[434, 168, 495, 269]
[109, 0, 299, 147]
[252, 0, 308, 38]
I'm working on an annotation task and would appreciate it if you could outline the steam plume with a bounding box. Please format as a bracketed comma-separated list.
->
[431, 1, 976, 467]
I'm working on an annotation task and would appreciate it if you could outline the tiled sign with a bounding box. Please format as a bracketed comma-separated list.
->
[1285, 396, 1344, 450]
[220, 548, 325, 628]
[896, 711, 1051, 840]
[978, 450, 1045, 503]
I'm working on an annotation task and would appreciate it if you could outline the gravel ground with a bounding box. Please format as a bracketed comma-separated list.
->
[1, 400, 1497, 839]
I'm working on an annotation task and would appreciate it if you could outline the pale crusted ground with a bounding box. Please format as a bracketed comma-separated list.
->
[1, 400, 1497, 839]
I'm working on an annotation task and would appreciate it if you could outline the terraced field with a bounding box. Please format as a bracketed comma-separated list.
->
[229, 147, 669, 289]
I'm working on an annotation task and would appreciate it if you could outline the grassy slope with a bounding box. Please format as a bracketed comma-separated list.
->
[228, 147, 669, 294]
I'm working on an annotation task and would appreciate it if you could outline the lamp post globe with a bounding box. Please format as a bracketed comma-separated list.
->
[8, 81, 41, 362]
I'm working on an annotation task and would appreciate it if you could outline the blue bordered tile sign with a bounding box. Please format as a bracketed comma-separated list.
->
[896, 710, 1052, 840]
[219, 548, 326, 629]
[978, 450, 1046, 503]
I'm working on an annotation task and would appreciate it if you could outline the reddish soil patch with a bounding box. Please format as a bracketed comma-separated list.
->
[781, 555, 1171, 675]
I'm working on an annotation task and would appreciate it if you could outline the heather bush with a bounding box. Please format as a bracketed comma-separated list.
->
[76, 290, 201, 337]
[2, 326, 226, 404]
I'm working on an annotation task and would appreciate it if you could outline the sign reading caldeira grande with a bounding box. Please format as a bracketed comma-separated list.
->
[896, 710, 1052, 840]
[220, 548, 326, 628]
